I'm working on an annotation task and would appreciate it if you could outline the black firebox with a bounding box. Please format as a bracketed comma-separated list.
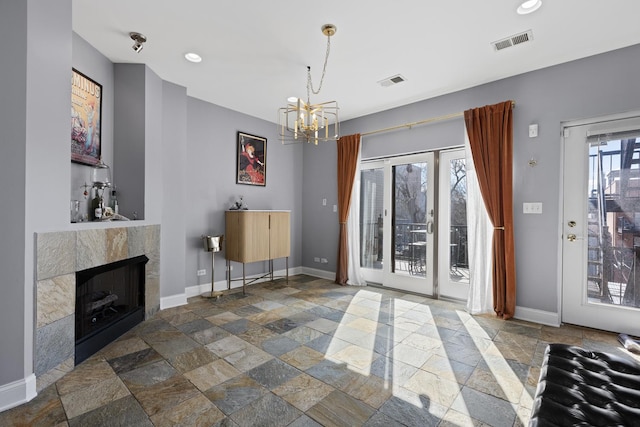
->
[75, 255, 148, 364]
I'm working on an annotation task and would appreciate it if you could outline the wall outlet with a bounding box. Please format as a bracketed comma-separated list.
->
[321, 258, 328, 264]
[333, 205, 337, 212]
[314, 257, 320, 262]
[197, 269, 206, 276]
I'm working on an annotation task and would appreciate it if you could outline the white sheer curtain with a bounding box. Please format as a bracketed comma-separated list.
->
[347, 145, 366, 286]
[465, 131, 493, 314]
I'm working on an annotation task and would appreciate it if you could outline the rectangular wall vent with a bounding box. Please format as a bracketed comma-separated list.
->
[378, 74, 406, 87]
[492, 30, 534, 51]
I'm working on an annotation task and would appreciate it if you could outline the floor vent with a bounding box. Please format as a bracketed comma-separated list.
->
[378, 74, 406, 87]
[492, 30, 534, 51]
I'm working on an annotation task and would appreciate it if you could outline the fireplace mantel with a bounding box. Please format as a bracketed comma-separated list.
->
[34, 224, 160, 392]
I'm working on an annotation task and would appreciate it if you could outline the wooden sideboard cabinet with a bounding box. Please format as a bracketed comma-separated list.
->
[225, 210, 290, 293]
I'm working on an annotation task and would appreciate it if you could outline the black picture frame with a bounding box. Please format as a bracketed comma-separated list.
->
[236, 131, 266, 186]
[71, 68, 103, 166]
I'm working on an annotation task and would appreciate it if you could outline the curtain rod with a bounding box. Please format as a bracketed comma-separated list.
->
[361, 101, 515, 137]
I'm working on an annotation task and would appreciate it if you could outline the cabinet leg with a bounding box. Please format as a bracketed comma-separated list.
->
[227, 260, 231, 290]
[286, 257, 289, 284]
[242, 263, 246, 295]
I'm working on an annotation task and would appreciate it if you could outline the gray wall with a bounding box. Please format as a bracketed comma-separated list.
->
[185, 98, 304, 288]
[161, 81, 188, 298]
[302, 43, 640, 314]
[0, 0, 29, 387]
[113, 64, 146, 220]
[143, 66, 164, 224]
[0, 0, 72, 389]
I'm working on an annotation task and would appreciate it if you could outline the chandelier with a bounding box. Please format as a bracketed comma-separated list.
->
[279, 24, 340, 145]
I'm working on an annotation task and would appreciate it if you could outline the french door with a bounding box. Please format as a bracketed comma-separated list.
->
[562, 115, 640, 335]
[360, 150, 470, 299]
[360, 153, 435, 294]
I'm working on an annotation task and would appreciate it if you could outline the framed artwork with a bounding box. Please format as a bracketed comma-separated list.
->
[71, 68, 102, 166]
[237, 131, 266, 186]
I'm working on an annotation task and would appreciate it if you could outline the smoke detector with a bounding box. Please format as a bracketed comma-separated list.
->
[378, 74, 406, 87]
[492, 30, 534, 51]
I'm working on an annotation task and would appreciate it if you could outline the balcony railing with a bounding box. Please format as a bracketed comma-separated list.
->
[360, 221, 468, 275]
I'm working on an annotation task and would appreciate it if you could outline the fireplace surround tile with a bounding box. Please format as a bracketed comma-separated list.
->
[36, 273, 75, 328]
[106, 228, 129, 263]
[127, 226, 146, 258]
[77, 229, 108, 271]
[35, 315, 74, 376]
[36, 231, 76, 280]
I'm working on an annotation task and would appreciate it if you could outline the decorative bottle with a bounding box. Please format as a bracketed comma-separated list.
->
[91, 189, 103, 220]
[110, 186, 119, 214]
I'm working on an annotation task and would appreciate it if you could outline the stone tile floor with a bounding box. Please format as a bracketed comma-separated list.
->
[2, 275, 637, 426]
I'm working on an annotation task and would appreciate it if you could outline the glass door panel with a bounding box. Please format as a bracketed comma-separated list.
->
[360, 165, 385, 283]
[438, 149, 470, 300]
[393, 162, 428, 277]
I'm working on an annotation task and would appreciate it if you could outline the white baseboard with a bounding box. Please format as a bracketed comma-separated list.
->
[514, 305, 560, 327]
[160, 293, 188, 310]
[300, 266, 335, 281]
[0, 374, 37, 413]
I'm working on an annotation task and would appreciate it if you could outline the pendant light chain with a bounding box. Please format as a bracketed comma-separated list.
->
[307, 35, 332, 102]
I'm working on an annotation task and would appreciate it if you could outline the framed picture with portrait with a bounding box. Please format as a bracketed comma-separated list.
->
[236, 131, 266, 186]
[71, 68, 102, 166]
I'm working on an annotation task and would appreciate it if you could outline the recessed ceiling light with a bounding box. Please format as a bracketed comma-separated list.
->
[184, 52, 202, 63]
[517, 0, 542, 15]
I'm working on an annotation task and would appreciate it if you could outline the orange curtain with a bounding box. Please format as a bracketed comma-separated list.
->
[464, 101, 516, 319]
[335, 134, 361, 285]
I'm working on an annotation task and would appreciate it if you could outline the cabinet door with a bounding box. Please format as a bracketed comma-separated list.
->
[240, 212, 270, 263]
[270, 212, 290, 259]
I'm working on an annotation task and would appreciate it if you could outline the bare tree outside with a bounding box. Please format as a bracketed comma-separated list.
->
[450, 159, 467, 226]
[394, 163, 426, 224]
[449, 158, 468, 269]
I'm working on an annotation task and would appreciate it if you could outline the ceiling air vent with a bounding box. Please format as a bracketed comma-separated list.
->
[492, 30, 534, 51]
[378, 74, 406, 87]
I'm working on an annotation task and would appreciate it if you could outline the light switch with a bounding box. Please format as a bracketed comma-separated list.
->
[322, 198, 327, 206]
[529, 124, 538, 138]
[523, 202, 543, 214]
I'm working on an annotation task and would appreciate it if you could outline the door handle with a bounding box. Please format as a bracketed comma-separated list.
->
[426, 221, 434, 234]
[567, 233, 578, 242]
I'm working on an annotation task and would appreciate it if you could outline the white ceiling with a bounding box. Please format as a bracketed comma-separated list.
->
[72, 1, 640, 124]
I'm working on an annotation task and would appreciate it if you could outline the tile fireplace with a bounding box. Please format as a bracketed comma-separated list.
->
[35, 225, 160, 391]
